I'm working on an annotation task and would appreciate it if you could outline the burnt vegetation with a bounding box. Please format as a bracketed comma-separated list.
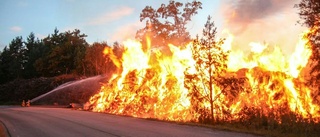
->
[0, 0, 320, 137]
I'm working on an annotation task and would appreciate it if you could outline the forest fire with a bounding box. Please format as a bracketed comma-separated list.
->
[90, 38, 195, 121]
[224, 28, 319, 122]
[88, 27, 320, 123]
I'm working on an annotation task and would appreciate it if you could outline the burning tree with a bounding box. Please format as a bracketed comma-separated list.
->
[136, 0, 202, 48]
[184, 16, 241, 123]
[298, 0, 320, 97]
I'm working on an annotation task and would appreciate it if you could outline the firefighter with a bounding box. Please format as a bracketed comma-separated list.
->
[26, 100, 30, 107]
[21, 100, 25, 107]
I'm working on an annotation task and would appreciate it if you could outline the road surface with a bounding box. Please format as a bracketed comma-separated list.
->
[0, 106, 260, 137]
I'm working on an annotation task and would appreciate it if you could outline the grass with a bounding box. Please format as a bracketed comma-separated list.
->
[180, 122, 314, 137]
[174, 117, 320, 137]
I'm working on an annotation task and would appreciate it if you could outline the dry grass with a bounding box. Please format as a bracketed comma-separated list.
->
[173, 121, 319, 137]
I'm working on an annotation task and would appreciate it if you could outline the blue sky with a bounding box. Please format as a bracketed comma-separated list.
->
[0, 0, 221, 49]
[0, 0, 304, 54]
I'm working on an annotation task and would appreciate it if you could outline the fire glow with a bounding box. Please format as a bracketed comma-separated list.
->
[89, 28, 320, 123]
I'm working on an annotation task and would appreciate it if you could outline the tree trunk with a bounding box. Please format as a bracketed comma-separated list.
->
[209, 67, 214, 123]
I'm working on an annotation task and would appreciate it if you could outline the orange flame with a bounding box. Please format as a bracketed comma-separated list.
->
[90, 38, 195, 121]
[89, 29, 320, 123]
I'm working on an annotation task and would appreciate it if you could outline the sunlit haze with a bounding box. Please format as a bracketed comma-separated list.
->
[0, 0, 304, 54]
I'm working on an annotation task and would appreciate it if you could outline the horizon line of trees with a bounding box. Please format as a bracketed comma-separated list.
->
[0, 0, 203, 85]
[0, 28, 123, 84]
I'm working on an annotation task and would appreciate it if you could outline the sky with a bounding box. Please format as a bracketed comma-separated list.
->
[0, 0, 305, 55]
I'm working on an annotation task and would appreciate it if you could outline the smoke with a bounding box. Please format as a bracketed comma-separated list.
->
[218, 0, 305, 56]
[223, 0, 295, 34]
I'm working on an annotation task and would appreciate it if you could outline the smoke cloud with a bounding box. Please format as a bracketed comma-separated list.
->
[218, 0, 305, 56]
[223, 0, 295, 34]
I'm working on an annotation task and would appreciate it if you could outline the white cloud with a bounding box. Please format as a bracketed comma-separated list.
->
[88, 6, 134, 25]
[10, 26, 22, 32]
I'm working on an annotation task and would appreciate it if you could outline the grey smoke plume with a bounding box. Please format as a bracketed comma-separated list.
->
[224, 0, 295, 34]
